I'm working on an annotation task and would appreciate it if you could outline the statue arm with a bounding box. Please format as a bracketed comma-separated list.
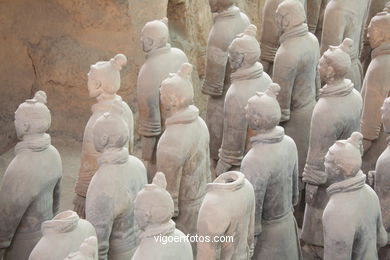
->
[137, 69, 162, 138]
[217, 97, 247, 175]
[197, 202, 229, 260]
[273, 53, 297, 122]
[320, 6, 348, 55]
[302, 112, 335, 186]
[247, 191, 256, 258]
[53, 178, 61, 216]
[361, 76, 389, 141]
[86, 190, 114, 260]
[376, 199, 388, 247]
[0, 166, 33, 249]
[323, 208, 354, 260]
[292, 150, 300, 206]
[202, 31, 229, 96]
[156, 136, 183, 217]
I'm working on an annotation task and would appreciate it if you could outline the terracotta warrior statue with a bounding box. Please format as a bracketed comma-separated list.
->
[323, 132, 388, 260]
[301, 38, 362, 258]
[137, 17, 188, 182]
[132, 172, 193, 260]
[273, 0, 320, 216]
[74, 54, 133, 218]
[259, 0, 306, 74]
[65, 236, 98, 260]
[369, 97, 390, 259]
[241, 83, 301, 260]
[85, 107, 147, 260]
[361, 0, 389, 73]
[320, 0, 370, 91]
[215, 24, 272, 176]
[197, 171, 255, 260]
[202, 0, 249, 168]
[361, 9, 390, 173]
[0, 91, 62, 260]
[307, 0, 329, 42]
[157, 63, 211, 255]
[29, 211, 97, 260]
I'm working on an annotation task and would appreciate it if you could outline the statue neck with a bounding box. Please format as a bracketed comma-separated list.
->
[97, 92, 116, 102]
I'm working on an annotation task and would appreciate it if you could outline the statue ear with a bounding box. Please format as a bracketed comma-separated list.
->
[326, 65, 335, 79]
[100, 134, 109, 148]
[23, 121, 30, 134]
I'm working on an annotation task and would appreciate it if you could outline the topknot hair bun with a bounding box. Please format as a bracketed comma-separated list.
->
[161, 17, 169, 25]
[244, 24, 257, 37]
[348, 131, 363, 149]
[265, 83, 281, 98]
[111, 53, 127, 71]
[178, 63, 193, 80]
[340, 38, 353, 53]
[34, 90, 47, 104]
[153, 172, 167, 189]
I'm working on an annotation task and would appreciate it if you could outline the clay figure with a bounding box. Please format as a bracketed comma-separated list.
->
[65, 236, 98, 260]
[301, 38, 363, 257]
[74, 54, 134, 218]
[320, 0, 371, 91]
[323, 132, 388, 260]
[29, 210, 97, 260]
[241, 83, 302, 260]
[259, 0, 306, 75]
[361, 9, 390, 173]
[369, 97, 390, 259]
[157, 63, 211, 255]
[273, 0, 320, 210]
[85, 107, 147, 260]
[216, 24, 272, 176]
[361, 0, 389, 73]
[197, 171, 255, 260]
[137, 17, 188, 182]
[307, 0, 329, 42]
[0, 91, 62, 260]
[202, 0, 250, 166]
[132, 172, 193, 260]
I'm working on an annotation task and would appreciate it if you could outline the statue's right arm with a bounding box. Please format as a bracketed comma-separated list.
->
[0, 164, 33, 250]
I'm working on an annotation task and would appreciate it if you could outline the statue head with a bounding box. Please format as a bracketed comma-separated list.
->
[92, 102, 129, 152]
[245, 83, 281, 131]
[368, 9, 390, 49]
[319, 38, 353, 83]
[381, 97, 390, 133]
[134, 172, 174, 231]
[325, 132, 363, 181]
[141, 18, 169, 53]
[14, 91, 51, 140]
[228, 24, 260, 70]
[87, 54, 127, 99]
[276, 0, 306, 33]
[65, 236, 97, 260]
[208, 0, 236, 13]
[160, 63, 194, 117]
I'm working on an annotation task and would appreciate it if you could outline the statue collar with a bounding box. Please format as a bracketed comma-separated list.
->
[98, 147, 129, 166]
[207, 171, 245, 192]
[279, 23, 308, 44]
[92, 95, 122, 113]
[250, 126, 285, 145]
[165, 105, 199, 126]
[140, 220, 176, 239]
[146, 44, 171, 59]
[372, 42, 390, 59]
[15, 133, 51, 154]
[213, 6, 240, 22]
[41, 211, 79, 236]
[327, 171, 366, 196]
[319, 79, 354, 98]
[231, 62, 264, 82]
